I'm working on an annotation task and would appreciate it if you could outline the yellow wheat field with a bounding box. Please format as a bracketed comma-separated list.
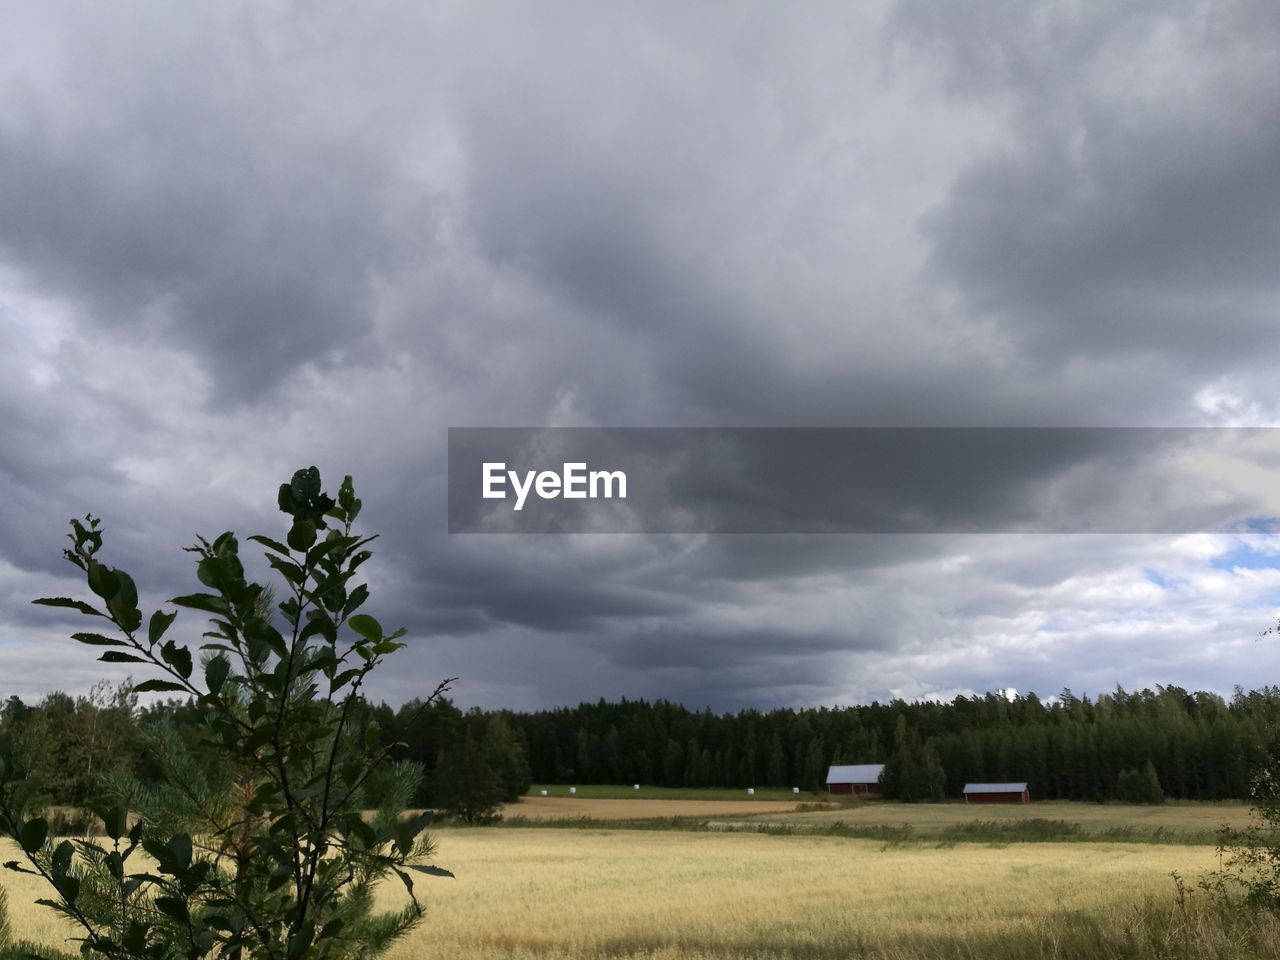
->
[0, 830, 1232, 959]
[771, 799, 1257, 834]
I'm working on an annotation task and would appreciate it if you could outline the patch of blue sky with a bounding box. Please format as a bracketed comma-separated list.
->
[1036, 614, 1067, 633]
[1222, 517, 1280, 535]
[1144, 568, 1180, 589]
[1210, 539, 1280, 572]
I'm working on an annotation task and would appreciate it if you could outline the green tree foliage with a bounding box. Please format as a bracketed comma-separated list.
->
[3, 677, 1274, 807]
[414, 684, 1265, 801]
[480, 716, 533, 802]
[881, 717, 945, 803]
[432, 732, 503, 825]
[1116, 760, 1165, 804]
[0, 468, 454, 959]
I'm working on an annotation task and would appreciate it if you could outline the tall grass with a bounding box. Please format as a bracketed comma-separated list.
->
[3, 830, 1273, 959]
[495, 814, 1225, 846]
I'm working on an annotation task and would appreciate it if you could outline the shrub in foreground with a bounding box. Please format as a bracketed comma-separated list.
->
[0, 467, 452, 959]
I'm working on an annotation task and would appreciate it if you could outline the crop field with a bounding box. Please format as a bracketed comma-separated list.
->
[767, 798, 1258, 840]
[5, 810, 1278, 960]
[527, 784, 820, 802]
[502, 796, 814, 820]
[505, 795, 1258, 841]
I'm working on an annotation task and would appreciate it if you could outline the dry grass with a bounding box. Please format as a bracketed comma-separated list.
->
[1, 827, 1267, 959]
[502, 797, 813, 821]
[766, 800, 1256, 838]
[375, 829, 1235, 959]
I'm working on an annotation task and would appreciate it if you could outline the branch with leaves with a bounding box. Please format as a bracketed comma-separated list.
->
[0, 468, 454, 959]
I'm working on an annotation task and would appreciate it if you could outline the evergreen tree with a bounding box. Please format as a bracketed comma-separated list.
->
[434, 733, 504, 824]
[481, 716, 532, 802]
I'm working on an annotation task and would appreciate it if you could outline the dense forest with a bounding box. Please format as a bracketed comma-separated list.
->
[3, 682, 1278, 812]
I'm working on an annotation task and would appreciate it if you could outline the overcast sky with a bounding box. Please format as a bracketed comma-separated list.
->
[3, 0, 1280, 712]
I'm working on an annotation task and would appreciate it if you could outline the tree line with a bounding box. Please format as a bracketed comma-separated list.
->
[4, 682, 1278, 810]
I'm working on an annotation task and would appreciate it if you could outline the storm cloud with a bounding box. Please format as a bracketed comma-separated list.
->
[2, 0, 1279, 711]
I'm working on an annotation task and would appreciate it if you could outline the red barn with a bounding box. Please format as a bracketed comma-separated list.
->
[825, 764, 885, 796]
[963, 782, 1030, 804]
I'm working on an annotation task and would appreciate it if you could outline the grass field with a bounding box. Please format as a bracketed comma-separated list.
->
[3, 831, 1263, 959]
[2, 802, 1275, 959]
[503, 796, 814, 820]
[769, 798, 1258, 840]
[527, 784, 820, 801]
[507, 794, 1258, 842]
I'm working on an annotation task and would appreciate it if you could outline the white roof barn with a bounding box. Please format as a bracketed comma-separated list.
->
[825, 763, 885, 796]
[962, 782, 1031, 804]
[826, 764, 885, 784]
[962, 782, 1028, 793]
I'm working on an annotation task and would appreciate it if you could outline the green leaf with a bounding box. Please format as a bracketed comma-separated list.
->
[287, 518, 317, 552]
[291, 466, 322, 504]
[347, 614, 382, 643]
[100, 806, 128, 842]
[268, 555, 306, 587]
[86, 560, 120, 601]
[330, 669, 361, 691]
[311, 570, 352, 601]
[337, 475, 361, 522]
[171, 593, 229, 615]
[408, 864, 456, 879]
[134, 679, 188, 694]
[108, 600, 144, 634]
[154, 896, 188, 921]
[32, 597, 103, 616]
[70, 632, 127, 647]
[100, 651, 147, 664]
[53, 873, 80, 903]
[169, 833, 192, 869]
[123, 920, 148, 953]
[161, 640, 193, 679]
[19, 818, 48, 852]
[307, 535, 354, 566]
[114, 569, 138, 610]
[286, 921, 315, 960]
[148, 609, 177, 646]
[205, 655, 231, 695]
[347, 817, 376, 847]
[248, 534, 292, 556]
[277, 482, 297, 513]
[342, 583, 370, 617]
[52, 840, 74, 875]
[196, 557, 232, 591]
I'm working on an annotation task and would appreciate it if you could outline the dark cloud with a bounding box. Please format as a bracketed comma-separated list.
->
[899, 0, 1280, 376]
[2, 0, 1280, 710]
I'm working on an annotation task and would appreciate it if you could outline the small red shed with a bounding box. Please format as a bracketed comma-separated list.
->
[825, 764, 885, 796]
[963, 782, 1030, 804]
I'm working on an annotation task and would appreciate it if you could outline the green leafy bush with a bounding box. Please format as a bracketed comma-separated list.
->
[0, 467, 453, 959]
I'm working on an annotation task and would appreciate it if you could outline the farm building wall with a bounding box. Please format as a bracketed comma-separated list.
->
[828, 782, 882, 796]
[964, 789, 1029, 804]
